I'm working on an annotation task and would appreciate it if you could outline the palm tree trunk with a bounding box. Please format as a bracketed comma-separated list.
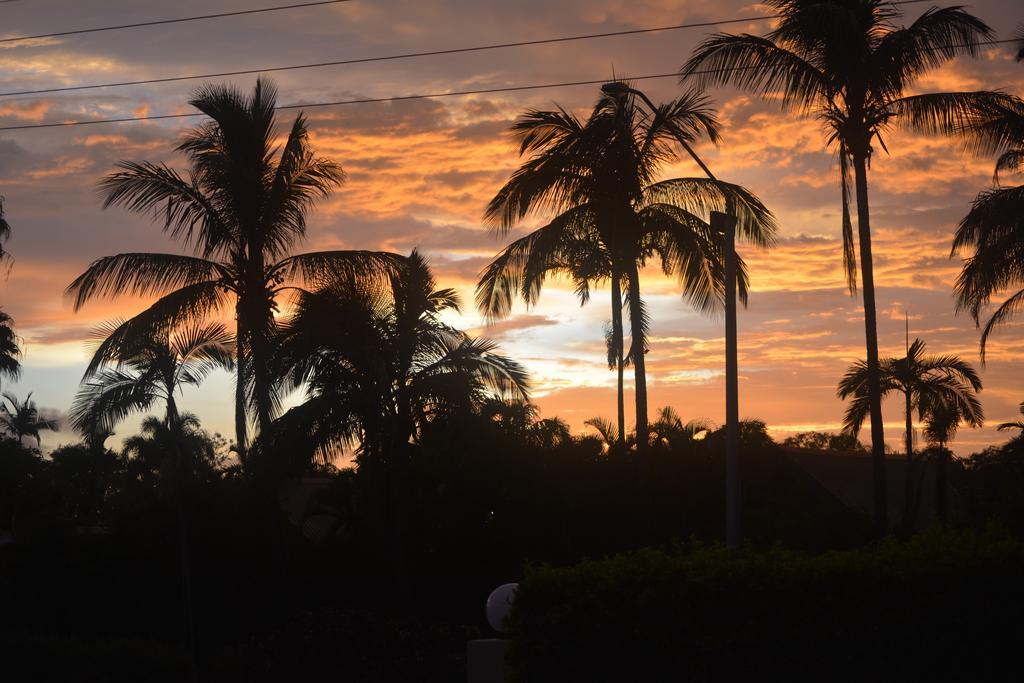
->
[611, 275, 626, 447]
[936, 445, 949, 523]
[904, 389, 916, 532]
[234, 308, 248, 462]
[252, 326, 274, 439]
[626, 264, 648, 451]
[852, 151, 888, 535]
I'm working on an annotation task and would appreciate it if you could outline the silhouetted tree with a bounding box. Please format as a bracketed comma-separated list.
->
[997, 403, 1024, 434]
[650, 406, 714, 450]
[479, 85, 774, 449]
[782, 430, 866, 452]
[838, 338, 983, 527]
[66, 78, 400, 460]
[71, 322, 234, 437]
[683, 0, 997, 532]
[938, 94, 1024, 360]
[0, 392, 58, 448]
[923, 399, 973, 523]
[270, 251, 530, 467]
[479, 398, 571, 449]
[0, 196, 10, 264]
[0, 309, 20, 387]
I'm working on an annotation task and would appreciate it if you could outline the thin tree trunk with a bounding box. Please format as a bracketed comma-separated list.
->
[611, 275, 626, 447]
[234, 308, 248, 463]
[852, 152, 888, 535]
[626, 264, 648, 452]
[168, 406, 197, 682]
[904, 390, 916, 532]
[936, 445, 949, 523]
[252, 323, 274, 439]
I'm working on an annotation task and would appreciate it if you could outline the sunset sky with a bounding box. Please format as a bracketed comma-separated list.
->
[1, 0, 1022, 455]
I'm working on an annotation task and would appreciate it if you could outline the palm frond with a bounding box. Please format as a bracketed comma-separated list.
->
[680, 33, 829, 114]
[98, 161, 234, 255]
[66, 252, 224, 312]
[873, 7, 994, 99]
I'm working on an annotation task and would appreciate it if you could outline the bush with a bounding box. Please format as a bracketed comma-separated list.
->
[508, 528, 1024, 682]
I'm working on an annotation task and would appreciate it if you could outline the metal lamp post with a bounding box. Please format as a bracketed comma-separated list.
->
[601, 82, 741, 548]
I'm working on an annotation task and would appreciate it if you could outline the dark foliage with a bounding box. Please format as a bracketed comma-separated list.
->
[508, 527, 1024, 682]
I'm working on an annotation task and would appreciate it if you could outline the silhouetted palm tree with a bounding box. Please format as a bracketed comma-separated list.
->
[479, 398, 571, 448]
[941, 95, 1024, 360]
[923, 399, 976, 523]
[584, 416, 622, 450]
[478, 86, 774, 449]
[838, 338, 983, 527]
[650, 406, 714, 449]
[71, 320, 232, 677]
[0, 392, 58, 448]
[66, 78, 400, 459]
[0, 309, 20, 387]
[997, 403, 1024, 434]
[270, 251, 530, 466]
[683, 0, 996, 531]
[70, 321, 234, 437]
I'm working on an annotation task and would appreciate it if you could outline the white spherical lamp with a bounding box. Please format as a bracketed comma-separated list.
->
[485, 583, 518, 634]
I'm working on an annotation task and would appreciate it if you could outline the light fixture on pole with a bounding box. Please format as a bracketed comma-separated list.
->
[601, 81, 741, 548]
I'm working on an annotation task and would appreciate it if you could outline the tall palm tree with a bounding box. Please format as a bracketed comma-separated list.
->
[69, 321, 234, 436]
[940, 95, 1024, 360]
[838, 338, 983, 527]
[0, 309, 20, 387]
[70, 320, 231, 681]
[0, 392, 58, 448]
[269, 251, 530, 466]
[478, 87, 774, 450]
[683, 0, 996, 531]
[66, 78, 400, 459]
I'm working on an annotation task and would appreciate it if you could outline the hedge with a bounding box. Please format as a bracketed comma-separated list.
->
[508, 528, 1024, 682]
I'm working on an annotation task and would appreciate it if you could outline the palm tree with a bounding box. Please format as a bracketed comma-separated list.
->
[584, 416, 623, 451]
[924, 399, 978, 523]
[69, 321, 234, 437]
[0, 309, 20, 387]
[649, 406, 714, 450]
[941, 95, 1024, 360]
[72, 319, 231, 680]
[838, 338, 983, 528]
[269, 250, 530, 466]
[66, 78, 400, 459]
[479, 398, 571, 449]
[478, 86, 775, 450]
[683, 0, 996, 532]
[0, 392, 58, 448]
[997, 402, 1024, 434]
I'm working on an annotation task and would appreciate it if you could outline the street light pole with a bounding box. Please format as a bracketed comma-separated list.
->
[601, 82, 741, 547]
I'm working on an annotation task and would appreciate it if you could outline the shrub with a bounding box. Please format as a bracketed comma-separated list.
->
[508, 528, 1024, 682]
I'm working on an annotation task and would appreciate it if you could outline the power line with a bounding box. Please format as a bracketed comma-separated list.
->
[1, 35, 1015, 134]
[0, 15, 777, 98]
[0, 73, 681, 131]
[0, 0, 354, 45]
[0, 0, 935, 99]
